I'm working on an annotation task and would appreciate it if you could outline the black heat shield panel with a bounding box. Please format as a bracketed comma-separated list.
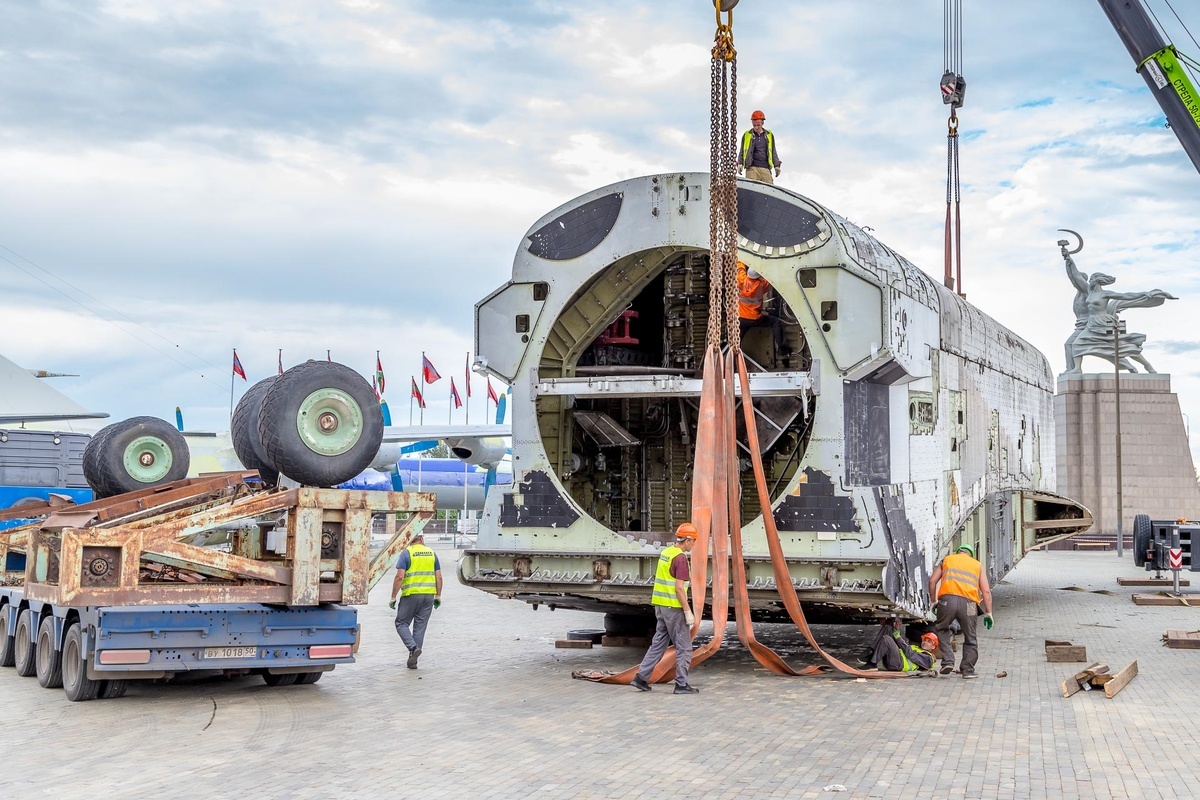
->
[737, 190, 822, 248]
[843, 380, 890, 486]
[526, 193, 623, 261]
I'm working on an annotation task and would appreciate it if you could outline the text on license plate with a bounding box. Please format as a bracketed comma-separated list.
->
[203, 647, 258, 659]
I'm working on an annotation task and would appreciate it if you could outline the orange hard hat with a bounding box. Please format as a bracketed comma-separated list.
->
[921, 632, 939, 651]
[676, 523, 698, 540]
[750, 110, 765, 121]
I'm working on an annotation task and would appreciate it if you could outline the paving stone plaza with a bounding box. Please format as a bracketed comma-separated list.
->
[2, 547, 1198, 799]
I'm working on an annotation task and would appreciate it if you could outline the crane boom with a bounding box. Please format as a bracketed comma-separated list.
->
[1097, 0, 1200, 174]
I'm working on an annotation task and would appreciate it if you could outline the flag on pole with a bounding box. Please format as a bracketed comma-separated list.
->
[465, 353, 472, 397]
[376, 353, 386, 396]
[451, 378, 463, 409]
[372, 375, 380, 401]
[277, 349, 284, 376]
[487, 378, 499, 404]
[232, 349, 247, 381]
[422, 355, 441, 384]
[411, 377, 426, 409]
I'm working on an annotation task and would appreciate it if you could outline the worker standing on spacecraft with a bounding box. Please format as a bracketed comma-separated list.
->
[631, 524, 700, 694]
[738, 109, 781, 184]
[928, 544, 993, 679]
[737, 261, 789, 367]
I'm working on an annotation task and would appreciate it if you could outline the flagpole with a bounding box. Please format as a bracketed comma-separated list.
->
[409, 379, 414, 425]
[229, 349, 236, 423]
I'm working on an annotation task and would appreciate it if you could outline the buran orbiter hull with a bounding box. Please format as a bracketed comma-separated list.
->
[461, 173, 1088, 624]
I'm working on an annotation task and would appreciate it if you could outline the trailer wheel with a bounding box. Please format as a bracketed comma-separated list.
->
[94, 416, 191, 496]
[1133, 514, 1153, 567]
[62, 623, 100, 702]
[82, 424, 119, 497]
[231, 377, 280, 486]
[14, 609, 37, 677]
[0, 608, 15, 667]
[262, 672, 299, 687]
[98, 679, 128, 699]
[258, 361, 383, 487]
[35, 617, 63, 689]
[295, 671, 324, 685]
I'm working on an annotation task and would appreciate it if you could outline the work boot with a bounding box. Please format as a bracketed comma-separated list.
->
[630, 676, 652, 692]
[961, 672, 978, 680]
[673, 683, 700, 695]
[939, 665, 954, 675]
[406, 647, 422, 669]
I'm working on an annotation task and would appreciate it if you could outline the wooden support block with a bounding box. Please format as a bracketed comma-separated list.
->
[1046, 645, 1088, 662]
[1163, 630, 1200, 649]
[1103, 661, 1138, 698]
[1132, 593, 1200, 606]
[601, 635, 652, 648]
[1061, 662, 1109, 698]
[1118, 577, 1190, 587]
[555, 639, 593, 649]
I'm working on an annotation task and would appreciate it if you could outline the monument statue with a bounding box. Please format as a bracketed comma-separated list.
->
[1058, 229, 1176, 374]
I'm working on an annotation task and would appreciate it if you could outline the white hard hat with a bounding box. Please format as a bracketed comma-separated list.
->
[746, 268, 760, 279]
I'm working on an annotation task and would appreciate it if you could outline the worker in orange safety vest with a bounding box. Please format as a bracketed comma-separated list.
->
[737, 261, 789, 367]
[928, 544, 993, 679]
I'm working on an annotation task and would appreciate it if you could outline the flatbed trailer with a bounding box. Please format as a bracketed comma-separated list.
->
[0, 472, 435, 700]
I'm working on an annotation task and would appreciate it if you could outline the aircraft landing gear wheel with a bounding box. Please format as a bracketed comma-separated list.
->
[258, 361, 383, 487]
[62, 623, 101, 702]
[35, 616, 63, 688]
[14, 609, 37, 677]
[231, 377, 280, 485]
[93, 417, 190, 496]
[0, 608, 15, 667]
[262, 672, 299, 687]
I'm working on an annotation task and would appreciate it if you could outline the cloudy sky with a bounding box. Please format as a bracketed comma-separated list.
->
[2, 1, 1199, 457]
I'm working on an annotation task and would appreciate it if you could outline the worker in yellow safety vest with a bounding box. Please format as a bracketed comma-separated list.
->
[389, 532, 443, 670]
[738, 109, 781, 184]
[928, 544, 993, 679]
[631, 523, 699, 694]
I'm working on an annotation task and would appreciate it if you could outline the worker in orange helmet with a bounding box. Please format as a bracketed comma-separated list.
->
[631, 523, 700, 694]
[737, 261, 789, 367]
[738, 109, 781, 184]
[861, 619, 938, 673]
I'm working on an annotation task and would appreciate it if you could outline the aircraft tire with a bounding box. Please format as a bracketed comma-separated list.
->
[257, 360, 383, 488]
[1133, 513, 1153, 567]
[231, 376, 280, 485]
[94, 416, 191, 496]
[82, 424, 120, 497]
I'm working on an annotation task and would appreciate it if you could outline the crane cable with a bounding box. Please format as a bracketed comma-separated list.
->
[941, 0, 966, 296]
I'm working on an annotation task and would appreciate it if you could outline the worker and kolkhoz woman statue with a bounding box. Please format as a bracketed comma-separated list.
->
[1059, 229, 1176, 374]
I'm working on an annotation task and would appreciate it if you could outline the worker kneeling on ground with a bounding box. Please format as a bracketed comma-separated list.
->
[389, 532, 443, 670]
[862, 620, 938, 673]
[737, 261, 790, 368]
[631, 523, 700, 695]
[928, 544, 994, 679]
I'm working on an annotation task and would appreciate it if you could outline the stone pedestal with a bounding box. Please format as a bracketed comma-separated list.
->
[1055, 373, 1200, 535]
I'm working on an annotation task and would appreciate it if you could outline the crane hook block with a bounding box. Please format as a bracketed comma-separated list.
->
[940, 71, 967, 109]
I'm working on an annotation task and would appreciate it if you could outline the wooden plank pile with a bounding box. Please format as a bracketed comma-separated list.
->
[1061, 660, 1138, 699]
[1045, 639, 1087, 662]
[1162, 630, 1200, 649]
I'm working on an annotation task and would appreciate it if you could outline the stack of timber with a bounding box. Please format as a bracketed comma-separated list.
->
[1061, 661, 1138, 699]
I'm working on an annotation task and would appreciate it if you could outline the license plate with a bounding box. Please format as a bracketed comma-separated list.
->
[203, 646, 258, 659]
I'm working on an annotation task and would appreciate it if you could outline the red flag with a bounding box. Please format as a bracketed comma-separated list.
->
[372, 375, 380, 401]
[376, 354, 386, 396]
[277, 349, 283, 376]
[232, 349, 247, 381]
[411, 377, 426, 409]
[487, 378, 499, 404]
[451, 378, 463, 409]
[422, 354, 441, 384]
[465, 353, 472, 397]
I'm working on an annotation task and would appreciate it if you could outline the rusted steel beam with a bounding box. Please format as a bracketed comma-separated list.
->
[298, 487, 436, 514]
[340, 507, 373, 604]
[146, 540, 293, 585]
[0, 493, 77, 522]
[25, 580, 293, 607]
[367, 510, 435, 591]
[288, 503, 323, 605]
[116, 489, 299, 543]
[140, 551, 240, 582]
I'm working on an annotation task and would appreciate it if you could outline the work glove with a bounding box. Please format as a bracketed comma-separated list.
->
[433, 597, 442, 610]
[737, 165, 744, 174]
[774, 167, 781, 177]
[983, 613, 994, 630]
[684, 609, 696, 627]
[388, 599, 396, 610]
